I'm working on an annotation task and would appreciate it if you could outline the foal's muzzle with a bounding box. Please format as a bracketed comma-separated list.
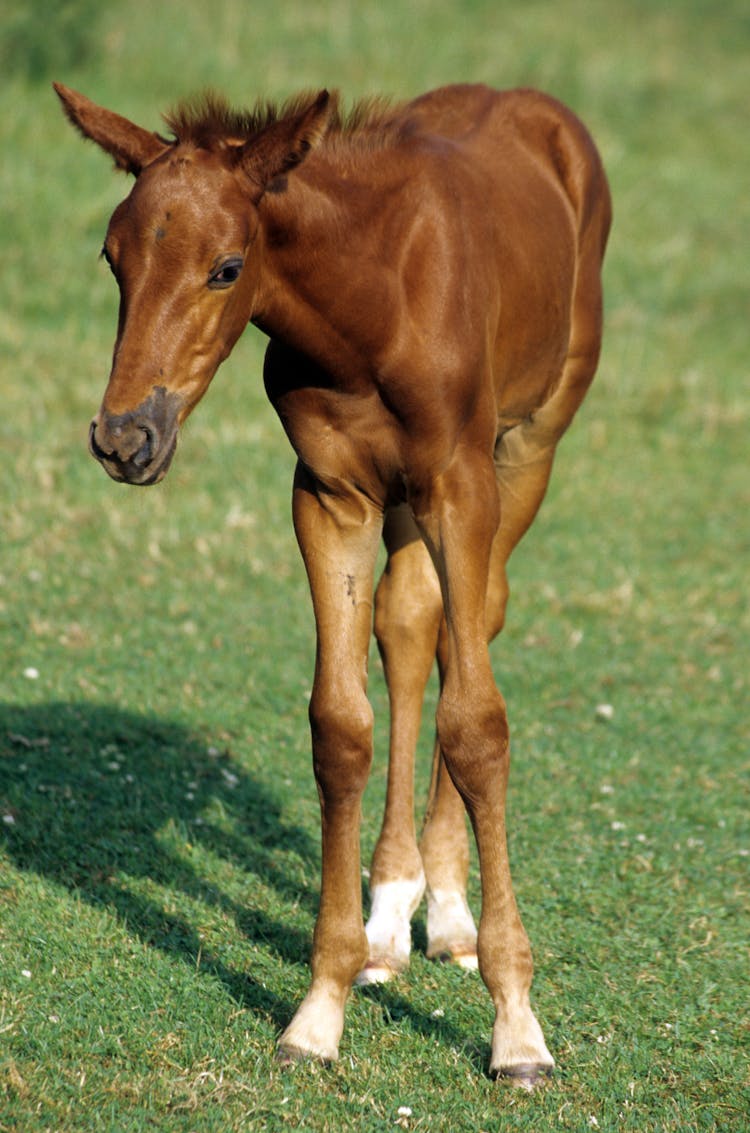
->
[89, 386, 181, 486]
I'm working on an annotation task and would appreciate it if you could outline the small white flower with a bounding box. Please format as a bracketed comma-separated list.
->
[221, 769, 239, 788]
[21, 969, 32, 979]
[611, 821, 626, 831]
[23, 667, 39, 680]
[397, 1107, 412, 1118]
[431, 1008, 445, 1018]
[588, 1117, 599, 1128]
[600, 784, 615, 795]
[595, 703, 614, 721]
[2, 814, 15, 826]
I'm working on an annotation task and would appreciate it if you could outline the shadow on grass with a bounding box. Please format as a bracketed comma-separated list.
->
[0, 701, 481, 1063]
[0, 701, 318, 1032]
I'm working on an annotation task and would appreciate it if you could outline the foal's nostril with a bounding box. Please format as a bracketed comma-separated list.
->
[89, 420, 112, 461]
[132, 425, 154, 468]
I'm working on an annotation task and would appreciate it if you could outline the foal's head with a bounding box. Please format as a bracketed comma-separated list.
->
[55, 84, 331, 484]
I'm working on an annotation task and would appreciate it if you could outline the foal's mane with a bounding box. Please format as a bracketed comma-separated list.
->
[163, 90, 406, 153]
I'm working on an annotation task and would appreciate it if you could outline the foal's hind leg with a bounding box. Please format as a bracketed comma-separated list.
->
[419, 562, 509, 970]
[420, 738, 478, 968]
[359, 506, 440, 983]
[362, 506, 481, 981]
[361, 443, 559, 985]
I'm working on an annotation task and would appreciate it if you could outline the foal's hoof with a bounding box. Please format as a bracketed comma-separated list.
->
[354, 958, 401, 986]
[432, 946, 479, 971]
[276, 1042, 332, 1068]
[494, 1062, 553, 1092]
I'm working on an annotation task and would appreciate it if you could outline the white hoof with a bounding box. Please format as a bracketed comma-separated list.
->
[354, 960, 398, 986]
[453, 950, 479, 971]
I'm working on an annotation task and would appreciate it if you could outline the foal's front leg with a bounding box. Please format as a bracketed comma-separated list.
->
[278, 463, 382, 1063]
[414, 447, 554, 1087]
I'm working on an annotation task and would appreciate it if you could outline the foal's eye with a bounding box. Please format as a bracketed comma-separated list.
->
[208, 257, 244, 289]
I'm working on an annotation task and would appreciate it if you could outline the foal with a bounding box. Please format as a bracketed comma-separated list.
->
[55, 80, 611, 1086]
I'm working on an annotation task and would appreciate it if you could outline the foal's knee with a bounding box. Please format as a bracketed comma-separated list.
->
[436, 687, 510, 801]
[309, 685, 374, 799]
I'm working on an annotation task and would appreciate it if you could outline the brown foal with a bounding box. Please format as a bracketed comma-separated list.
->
[55, 80, 611, 1086]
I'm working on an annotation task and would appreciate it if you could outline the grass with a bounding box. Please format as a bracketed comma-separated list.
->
[1, 0, 748, 1129]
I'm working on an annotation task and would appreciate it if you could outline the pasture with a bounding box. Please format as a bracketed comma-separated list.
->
[1, 1, 748, 1129]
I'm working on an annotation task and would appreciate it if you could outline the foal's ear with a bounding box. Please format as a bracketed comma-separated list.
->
[54, 83, 169, 176]
[239, 90, 333, 194]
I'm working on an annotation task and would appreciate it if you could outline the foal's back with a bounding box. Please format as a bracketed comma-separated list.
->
[389, 84, 610, 435]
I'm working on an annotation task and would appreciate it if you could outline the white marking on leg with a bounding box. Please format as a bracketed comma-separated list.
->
[426, 887, 478, 966]
[356, 875, 426, 985]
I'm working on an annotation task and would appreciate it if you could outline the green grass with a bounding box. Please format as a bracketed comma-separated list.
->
[1, 0, 748, 1129]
